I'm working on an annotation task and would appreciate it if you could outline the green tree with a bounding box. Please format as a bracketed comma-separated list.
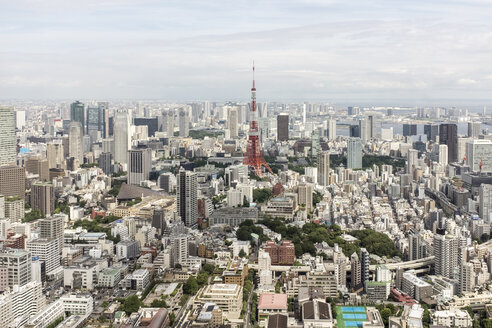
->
[169, 312, 176, 326]
[239, 249, 246, 258]
[380, 308, 392, 326]
[175, 263, 182, 269]
[197, 272, 209, 287]
[150, 299, 168, 308]
[202, 263, 215, 275]
[183, 276, 199, 295]
[121, 295, 143, 315]
[23, 209, 43, 222]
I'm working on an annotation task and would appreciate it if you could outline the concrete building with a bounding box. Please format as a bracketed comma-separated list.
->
[47, 142, 65, 169]
[277, 114, 289, 142]
[460, 262, 475, 293]
[327, 119, 337, 140]
[298, 183, 314, 211]
[468, 121, 481, 138]
[98, 268, 122, 288]
[480, 184, 492, 222]
[179, 108, 189, 137]
[113, 111, 131, 164]
[197, 284, 243, 320]
[69, 121, 84, 164]
[434, 234, 459, 279]
[0, 166, 26, 199]
[347, 138, 362, 169]
[262, 240, 296, 265]
[439, 123, 458, 163]
[0, 281, 45, 328]
[317, 151, 330, 187]
[128, 147, 152, 185]
[0, 248, 32, 289]
[27, 238, 60, 274]
[401, 271, 432, 301]
[116, 240, 140, 259]
[433, 307, 472, 328]
[5, 196, 24, 222]
[31, 182, 55, 216]
[39, 214, 64, 251]
[0, 107, 17, 166]
[177, 168, 198, 226]
[466, 139, 492, 172]
[209, 207, 258, 227]
[25, 156, 49, 181]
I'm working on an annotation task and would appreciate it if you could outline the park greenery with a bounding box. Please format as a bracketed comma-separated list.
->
[253, 188, 273, 203]
[73, 215, 121, 243]
[236, 218, 402, 259]
[120, 295, 143, 315]
[182, 263, 215, 295]
[23, 209, 43, 222]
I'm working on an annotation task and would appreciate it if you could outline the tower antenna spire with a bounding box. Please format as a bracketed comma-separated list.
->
[252, 61, 255, 89]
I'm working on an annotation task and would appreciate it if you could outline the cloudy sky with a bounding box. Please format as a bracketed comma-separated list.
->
[1, 0, 492, 105]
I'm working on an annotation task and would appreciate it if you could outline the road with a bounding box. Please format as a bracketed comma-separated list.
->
[175, 295, 195, 328]
[244, 288, 254, 328]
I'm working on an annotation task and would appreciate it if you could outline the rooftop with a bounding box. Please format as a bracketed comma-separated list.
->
[258, 293, 288, 310]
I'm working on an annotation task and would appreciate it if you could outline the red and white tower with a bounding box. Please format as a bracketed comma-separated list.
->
[243, 64, 273, 177]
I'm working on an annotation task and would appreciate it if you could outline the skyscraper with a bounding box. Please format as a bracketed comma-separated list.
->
[98, 152, 113, 175]
[360, 248, 370, 288]
[127, 147, 152, 186]
[479, 184, 492, 222]
[350, 252, 361, 290]
[434, 233, 459, 279]
[347, 138, 363, 169]
[0, 107, 17, 166]
[438, 144, 448, 166]
[407, 149, 419, 175]
[70, 101, 85, 130]
[179, 109, 189, 137]
[468, 122, 481, 138]
[277, 114, 289, 141]
[228, 107, 238, 138]
[68, 122, 84, 164]
[317, 151, 330, 186]
[177, 168, 197, 227]
[113, 111, 131, 164]
[424, 124, 439, 142]
[328, 119, 337, 140]
[403, 124, 417, 137]
[86, 103, 107, 139]
[163, 110, 174, 137]
[439, 123, 458, 163]
[359, 115, 376, 142]
[31, 182, 55, 216]
[47, 142, 64, 169]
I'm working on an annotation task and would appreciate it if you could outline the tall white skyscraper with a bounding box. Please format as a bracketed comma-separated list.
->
[179, 109, 189, 137]
[228, 107, 238, 138]
[328, 119, 337, 140]
[347, 138, 363, 169]
[479, 184, 492, 222]
[177, 168, 197, 227]
[438, 144, 448, 166]
[15, 110, 26, 130]
[0, 107, 17, 166]
[68, 121, 83, 163]
[407, 149, 419, 175]
[113, 111, 131, 164]
[163, 110, 175, 137]
[434, 233, 459, 279]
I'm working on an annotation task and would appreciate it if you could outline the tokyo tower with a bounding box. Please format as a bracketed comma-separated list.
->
[243, 64, 273, 177]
